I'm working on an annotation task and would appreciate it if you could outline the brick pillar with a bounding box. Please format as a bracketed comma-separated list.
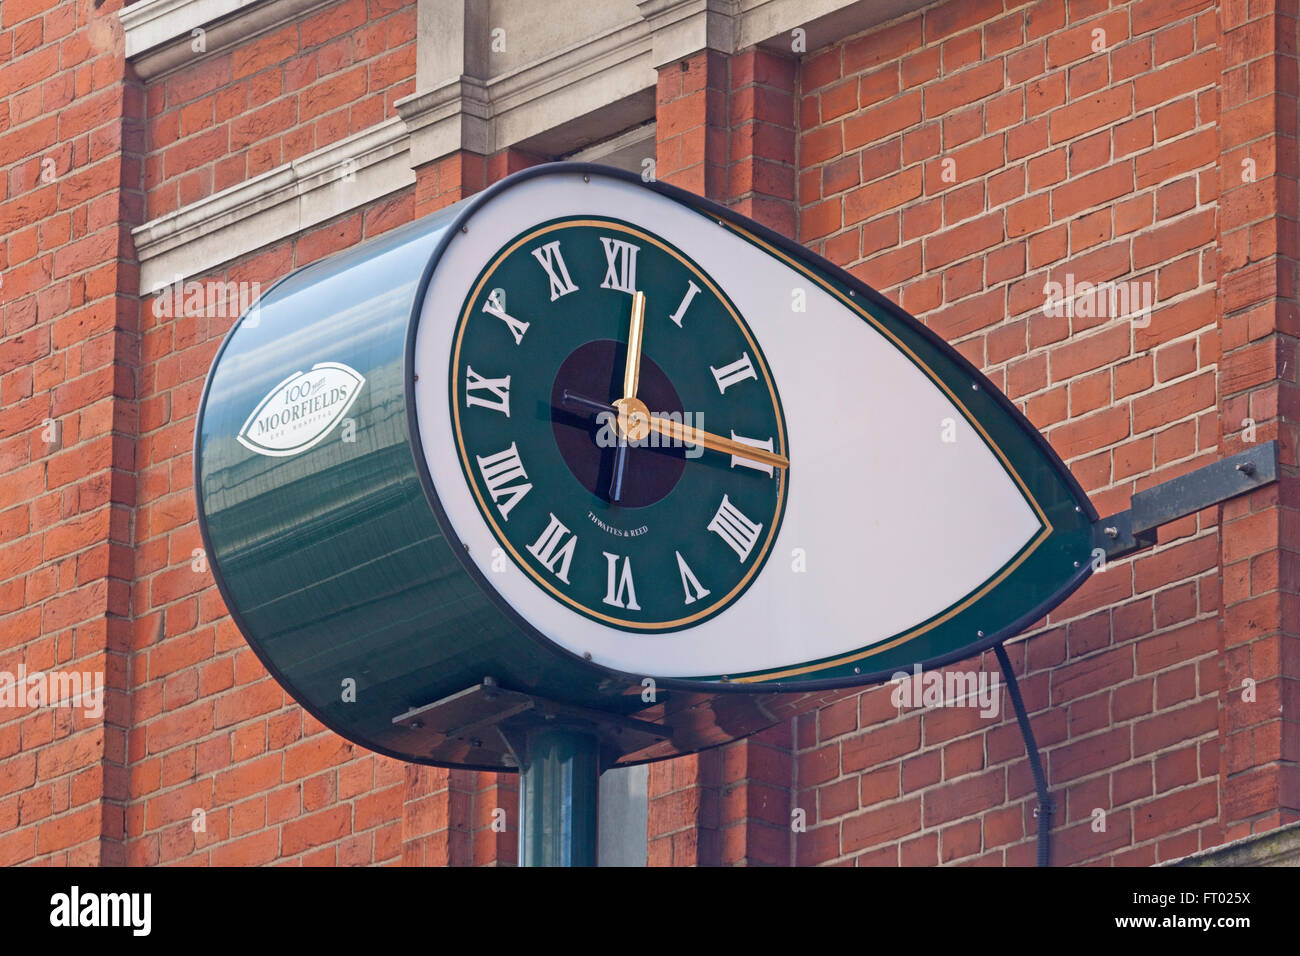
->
[718, 721, 796, 865]
[400, 765, 474, 866]
[0, 0, 142, 867]
[486, 147, 547, 185]
[647, 749, 722, 865]
[656, 51, 730, 199]
[1214, 0, 1300, 836]
[412, 145, 547, 218]
[649, 46, 798, 865]
[348, 131, 477, 861]
[726, 50, 798, 236]
[413, 152, 487, 217]
[468, 771, 517, 865]
[656, 47, 797, 220]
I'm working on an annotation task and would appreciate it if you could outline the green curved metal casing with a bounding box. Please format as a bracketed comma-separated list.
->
[194, 203, 641, 769]
[195, 163, 1098, 770]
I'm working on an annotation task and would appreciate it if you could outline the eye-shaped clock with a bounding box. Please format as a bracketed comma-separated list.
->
[410, 170, 1094, 688]
[196, 163, 1097, 769]
[448, 217, 789, 632]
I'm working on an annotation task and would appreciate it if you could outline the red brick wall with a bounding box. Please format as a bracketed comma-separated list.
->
[143, 0, 416, 220]
[4, 0, 1297, 869]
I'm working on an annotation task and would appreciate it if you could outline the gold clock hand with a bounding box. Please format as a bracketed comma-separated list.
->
[622, 291, 646, 401]
[645, 414, 789, 470]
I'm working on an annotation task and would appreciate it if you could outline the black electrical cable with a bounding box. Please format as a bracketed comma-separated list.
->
[994, 641, 1052, 867]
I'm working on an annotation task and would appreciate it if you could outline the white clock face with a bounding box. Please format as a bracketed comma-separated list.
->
[412, 170, 1046, 682]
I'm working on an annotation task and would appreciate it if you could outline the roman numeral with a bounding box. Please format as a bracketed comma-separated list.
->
[707, 494, 763, 562]
[675, 551, 711, 605]
[527, 513, 577, 584]
[710, 352, 758, 393]
[531, 241, 578, 301]
[729, 431, 776, 477]
[668, 280, 701, 328]
[475, 443, 532, 520]
[599, 237, 639, 293]
[601, 552, 641, 610]
[464, 366, 510, 417]
[481, 288, 529, 345]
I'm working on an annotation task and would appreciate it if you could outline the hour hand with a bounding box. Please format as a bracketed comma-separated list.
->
[609, 436, 628, 503]
[559, 391, 644, 443]
[559, 390, 630, 503]
[560, 390, 616, 418]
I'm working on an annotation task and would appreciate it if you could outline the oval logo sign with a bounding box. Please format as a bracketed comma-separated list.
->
[237, 361, 364, 457]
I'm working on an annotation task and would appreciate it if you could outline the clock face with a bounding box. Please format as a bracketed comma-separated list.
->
[448, 217, 788, 632]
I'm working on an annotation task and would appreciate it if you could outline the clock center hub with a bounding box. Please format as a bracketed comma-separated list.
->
[611, 397, 651, 442]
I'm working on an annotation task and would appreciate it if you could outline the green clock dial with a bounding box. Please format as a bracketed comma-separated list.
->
[449, 217, 789, 632]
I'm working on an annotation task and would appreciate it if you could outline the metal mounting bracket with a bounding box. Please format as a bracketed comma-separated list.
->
[1093, 440, 1278, 560]
[392, 676, 671, 769]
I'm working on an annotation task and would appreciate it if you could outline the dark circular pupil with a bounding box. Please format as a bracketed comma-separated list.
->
[549, 339, 686, 508]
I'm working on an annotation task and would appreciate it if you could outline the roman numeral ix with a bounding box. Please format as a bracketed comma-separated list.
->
[464, 366, 510, 416]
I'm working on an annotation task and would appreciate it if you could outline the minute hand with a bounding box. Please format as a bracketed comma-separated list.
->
[622, 291, 647, 401]
[646, 416, 789, 470]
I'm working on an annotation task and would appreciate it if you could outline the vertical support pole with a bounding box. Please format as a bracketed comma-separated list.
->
[518, 722, 600, 867]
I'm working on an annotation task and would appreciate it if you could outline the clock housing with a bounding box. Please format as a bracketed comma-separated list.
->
[193, 163, 1098, 769]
